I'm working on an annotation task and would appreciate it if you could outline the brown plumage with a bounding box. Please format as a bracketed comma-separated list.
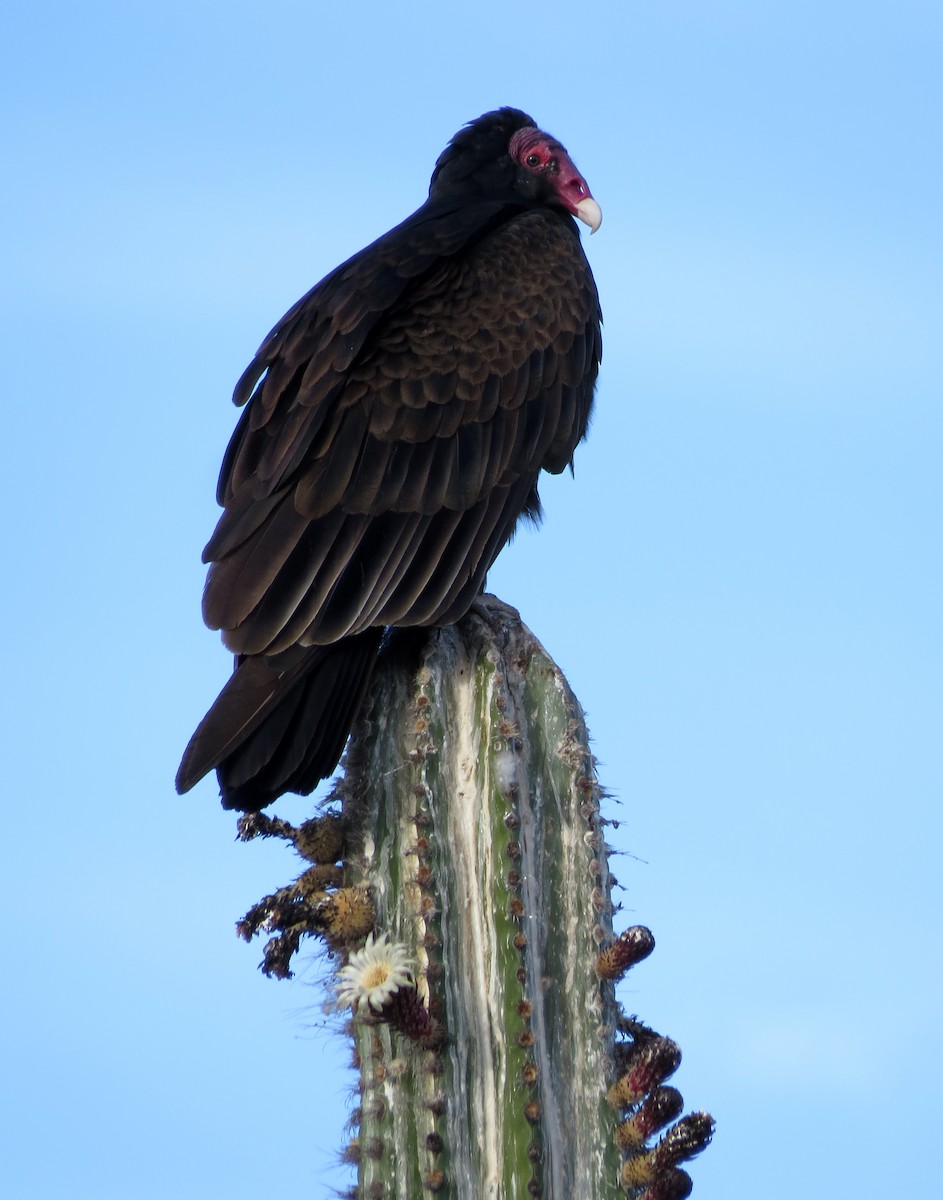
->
[176, 107, 602, 810]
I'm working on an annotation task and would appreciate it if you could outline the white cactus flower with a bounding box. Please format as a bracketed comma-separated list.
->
[336, 932, 414, 1013]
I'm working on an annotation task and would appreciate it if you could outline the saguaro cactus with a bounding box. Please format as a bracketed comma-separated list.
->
[237, 596, 712, 1199]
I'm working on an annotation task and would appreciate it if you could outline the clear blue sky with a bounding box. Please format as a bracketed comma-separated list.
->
[3, 2, 940, 1197]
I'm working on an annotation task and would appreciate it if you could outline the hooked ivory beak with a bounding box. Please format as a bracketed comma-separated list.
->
[575, 196, 602, 234]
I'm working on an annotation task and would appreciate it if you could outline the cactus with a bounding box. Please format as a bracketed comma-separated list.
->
[236, 595, 713, 1199]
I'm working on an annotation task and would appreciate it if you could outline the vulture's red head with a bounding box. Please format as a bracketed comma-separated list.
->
[429, 107, 602, 233]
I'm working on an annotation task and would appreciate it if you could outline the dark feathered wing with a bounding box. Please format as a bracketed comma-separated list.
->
[176, 196, 601, 806]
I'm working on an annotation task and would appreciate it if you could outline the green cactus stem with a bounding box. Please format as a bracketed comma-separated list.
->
[337, 595, 693, 1200]
[236, 595, 713, 1198]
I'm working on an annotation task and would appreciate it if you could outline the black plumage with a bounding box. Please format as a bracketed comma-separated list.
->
[176, 107, 602, 810]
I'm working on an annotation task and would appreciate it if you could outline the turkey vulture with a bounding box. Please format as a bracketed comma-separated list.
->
[176, 107, 602, 811]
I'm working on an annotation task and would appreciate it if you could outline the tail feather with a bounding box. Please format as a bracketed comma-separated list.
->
[175, 629, 383, 810]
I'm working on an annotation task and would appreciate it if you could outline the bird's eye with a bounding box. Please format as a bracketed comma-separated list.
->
[526, 153, 541, 168]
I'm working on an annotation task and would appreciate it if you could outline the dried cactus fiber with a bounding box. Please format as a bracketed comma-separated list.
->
[236, 596, 713, 1198]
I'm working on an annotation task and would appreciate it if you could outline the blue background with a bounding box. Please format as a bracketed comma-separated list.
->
[3, 2, 940, 1196]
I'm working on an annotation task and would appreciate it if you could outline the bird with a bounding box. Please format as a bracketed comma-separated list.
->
[176, 106, 602, 811]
